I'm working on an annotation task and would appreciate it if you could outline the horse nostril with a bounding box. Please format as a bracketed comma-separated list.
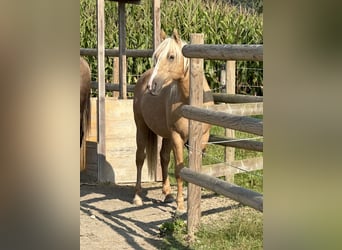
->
[152, 82, 157, 91]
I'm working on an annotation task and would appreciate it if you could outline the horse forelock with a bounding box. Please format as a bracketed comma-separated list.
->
[148, 37, 189, 91]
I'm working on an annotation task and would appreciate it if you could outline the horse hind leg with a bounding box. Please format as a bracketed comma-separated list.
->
[133, 150, 145, 206]
[160, 138, 174, 203]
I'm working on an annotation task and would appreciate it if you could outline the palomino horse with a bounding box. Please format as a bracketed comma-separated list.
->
[133, 30, 214, 213]
[80, 57, 91, 170]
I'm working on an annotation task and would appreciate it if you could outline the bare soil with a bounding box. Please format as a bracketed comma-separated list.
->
[80, 179, 242, 250]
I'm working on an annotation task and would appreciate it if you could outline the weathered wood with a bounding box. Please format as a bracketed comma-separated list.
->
[152, 0, 161, 50]
[224, 61, 236, 181]
[80, 48, 153, 57]
[225, 61, 236, 95]
[112, 50, 120, 98]
[187, 33, 204, 237]
[90, 82, 135, 93]
[118, 2, 127, 99]
[180, 167, 263, 212]
[201, 157, 263, 178]
[85, 141, 98, 181]
[209, 102, 263, 116]
[97, 0, 106, 181]
[153, 0, 162, 182]
[209, 135, 263, 152]
[86, 98, 152, 183]
[182, 105, 263, 136]
[213, 93, 263, 103]
[229, 157, 263, 172]
[89, 84, 263, 117]
[107, 0, 141, 4]
[182, 44, 263, 61]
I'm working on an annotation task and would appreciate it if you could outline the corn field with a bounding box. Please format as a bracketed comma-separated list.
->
[80, 0, 263, 95]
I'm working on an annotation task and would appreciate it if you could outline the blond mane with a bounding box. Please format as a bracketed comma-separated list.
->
[152, 37, 189, 72]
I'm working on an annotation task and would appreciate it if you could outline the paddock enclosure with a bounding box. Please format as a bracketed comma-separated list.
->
[80, 0, 263, 237]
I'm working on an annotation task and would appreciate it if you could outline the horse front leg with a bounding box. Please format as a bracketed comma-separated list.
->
[171, 132, 186, 213]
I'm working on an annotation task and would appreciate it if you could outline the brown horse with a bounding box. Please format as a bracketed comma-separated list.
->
[80, 57, 91, 170]
[133, 30, 214, 213]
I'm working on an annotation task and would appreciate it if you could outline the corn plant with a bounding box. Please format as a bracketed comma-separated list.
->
[80, 0, 263, 95]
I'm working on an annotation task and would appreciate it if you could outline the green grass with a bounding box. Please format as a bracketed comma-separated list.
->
[159, 208, 263, 249]
[193, 208, 263, 249]
[159, 219, 189, 250]
[234, 169, 263, 193]
[161, 124, 263, 249]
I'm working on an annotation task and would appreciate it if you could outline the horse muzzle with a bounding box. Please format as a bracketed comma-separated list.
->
[148, 78, 164, 96]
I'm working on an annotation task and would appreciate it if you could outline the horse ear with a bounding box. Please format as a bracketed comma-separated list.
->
[172, 29, 181, 43]
[160, 29, 167, 41]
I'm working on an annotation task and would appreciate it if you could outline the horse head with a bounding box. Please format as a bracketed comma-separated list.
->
[147, 29, 189, 95]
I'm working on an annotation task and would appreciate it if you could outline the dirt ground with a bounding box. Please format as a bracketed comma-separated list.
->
[80, 178, 242, 250]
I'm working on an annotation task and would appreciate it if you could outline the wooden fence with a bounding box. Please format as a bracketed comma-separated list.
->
[180, 33, 263, 236]
[81, 12, 263, 232]
[80, 47, 264, 183]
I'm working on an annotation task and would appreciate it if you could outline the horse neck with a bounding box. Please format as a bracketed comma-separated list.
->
[177, 70, 210, 100]
[177, 69, 190, 101]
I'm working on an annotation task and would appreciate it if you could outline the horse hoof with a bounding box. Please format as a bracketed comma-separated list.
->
[175, 208, 186, 216]
[164, 194, 175, 203]
[133, 196, 143, 206]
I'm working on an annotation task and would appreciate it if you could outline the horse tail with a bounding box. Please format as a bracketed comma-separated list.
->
[146, 129, 158, 180]
[80, 57, 91, 171]
[84, 92, 91, 137]
[80, 96, 91, 172]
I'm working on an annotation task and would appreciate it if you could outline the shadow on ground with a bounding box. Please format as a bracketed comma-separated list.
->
[80, 182, 242, 249]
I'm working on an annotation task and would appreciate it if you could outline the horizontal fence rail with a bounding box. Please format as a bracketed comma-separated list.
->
[80, 48, 153, 58]
[210, 102, 263, 116]
[89, 82, 263, 115]
[90, 81, 135, 93]
[181, 105, 263, 136]
[212, 93, 263, 103]
[182, 44, 263, 61]
[180, 167, 263, 212]
[201, 157, 263, 178]
[209, 135, 263, 152]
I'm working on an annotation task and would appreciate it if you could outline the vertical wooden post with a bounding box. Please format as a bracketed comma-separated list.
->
[152, 0, 161, 51]
[187, 33, 204, 237]
[96, 0, 106, 181]
[225, 60, 236, 182]
[112, 48, 120, 99]
[153, 0, 162, 181]
[118, 2, 127, 99]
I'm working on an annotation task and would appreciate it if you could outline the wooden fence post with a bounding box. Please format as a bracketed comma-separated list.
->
[153, 0, 163, 182]
[96, 0, 106, 181]
[112, 48, 120, 99]
[225, 60, 236, 182]
[187, 33, 204, 238]
[152, 0, 161, 51]
[118, 2, 127, 99]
